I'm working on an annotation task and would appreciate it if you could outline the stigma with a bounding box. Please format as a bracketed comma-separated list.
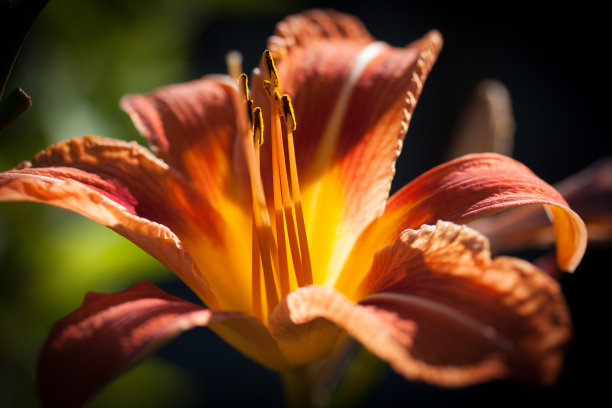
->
[229, 50, 313, 323]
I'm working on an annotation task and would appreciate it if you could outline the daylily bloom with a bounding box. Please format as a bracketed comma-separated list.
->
[0, 9, 587, 408]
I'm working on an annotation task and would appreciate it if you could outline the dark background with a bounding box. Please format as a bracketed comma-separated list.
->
[1, 0, 608, 406]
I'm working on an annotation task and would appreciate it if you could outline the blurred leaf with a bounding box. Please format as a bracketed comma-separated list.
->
[1, 204, 170, 319]
[88, 358, 199, 408]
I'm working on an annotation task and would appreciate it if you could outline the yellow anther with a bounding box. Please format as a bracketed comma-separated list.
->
[262, 80, 275, 100]
[238, 73, 249, 102]
[273, 89, 285, 116]
[253, 107, 264, 147]
[281, 94, 296, 131]
[262, 50, 279, 87]
[247, 99, 254, 125]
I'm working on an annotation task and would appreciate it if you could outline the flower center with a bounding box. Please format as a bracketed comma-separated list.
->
[230, 50, 313, 322]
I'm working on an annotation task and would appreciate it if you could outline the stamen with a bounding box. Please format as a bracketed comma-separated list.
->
[262, 79, 275, 99]
[281, 94, 313, 285]
[239, 74, 255, 125]
[270, 90, 304, 291]
[268, 89, 291, 297]
[281, 94, 296, 131]
[262, 50, 279, 87]
[242, 132, 279, 316]
[243, 50, 315, 320]
[237, 73, 280, 319]
[238, 73, 249, 101]
[251, 223, 262, 319]
[263, 50, 313, 291]
[251, 107, 264, 320]
[253, 107, 264, 147]
[247, 99, 255, 125]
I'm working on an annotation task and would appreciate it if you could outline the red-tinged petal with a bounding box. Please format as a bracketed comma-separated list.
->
[38, 281, 288, 408]
[383, 154, 587, 267]
[254, 10, 442, 285]
[337, 153, 586, 297]
[355, 221, 570, 386]
[0, 136, 219, 306]
[120, 75, 246, 206]
[472, 157, 612, 258]
[38, 281, 214, 407]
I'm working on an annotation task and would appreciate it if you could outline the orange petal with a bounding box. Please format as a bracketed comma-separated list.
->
[253, 10, 442, 285]
[268, 283, 505, 387]
[120, 75, 247, 206]
[0, 136, 218, 306]
[269, 286, 348, 367]
[384, 154, 586, 257]
[337, 153, 586, 296]
[472, 157, 611, 259]
[355, 221, 571, 386]
[38, 281, 287, 407]
[122, 78, 259, 312]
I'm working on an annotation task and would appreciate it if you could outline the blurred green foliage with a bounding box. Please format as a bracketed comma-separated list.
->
[0, 0, 298, 406]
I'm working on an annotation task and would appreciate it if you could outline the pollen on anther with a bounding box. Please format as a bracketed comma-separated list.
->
[245, 99, 255, 124]
[238, 74, 249, 101]
[262, 50, 280, 86]
[281, 94, 296, 131]
[253, 107, 264, 146]
[262, 80, 275, 99]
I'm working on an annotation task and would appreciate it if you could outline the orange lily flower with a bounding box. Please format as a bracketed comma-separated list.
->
[0, 9, 586, 407]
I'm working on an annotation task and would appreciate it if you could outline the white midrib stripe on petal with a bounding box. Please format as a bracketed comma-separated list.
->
[309, 41, 387, 182]
[304, 41, 387, 286]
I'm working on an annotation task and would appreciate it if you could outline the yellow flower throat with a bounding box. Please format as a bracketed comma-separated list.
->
[231, 50, 313, 322]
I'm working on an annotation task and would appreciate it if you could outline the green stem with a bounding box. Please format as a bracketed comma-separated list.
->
[282, 367, 314, 408]
[325, 345, 386, 408]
